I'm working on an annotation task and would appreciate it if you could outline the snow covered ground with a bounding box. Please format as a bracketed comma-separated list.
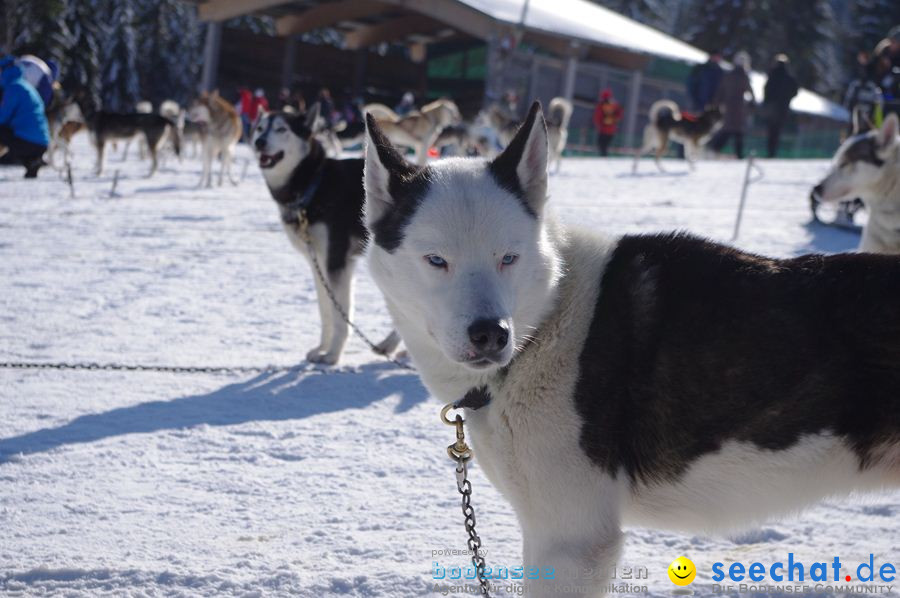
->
[1, 138, 895, 597]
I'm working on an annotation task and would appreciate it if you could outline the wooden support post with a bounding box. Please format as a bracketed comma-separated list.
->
[281, 35, 298, 90]
[562, 54, 578, 102]
[200, 22, 223, 92]
[623, 69, 642, 149]
[352, 49, 368, 98]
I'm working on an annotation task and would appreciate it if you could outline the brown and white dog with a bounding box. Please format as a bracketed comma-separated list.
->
[364, 98, 462, 165]
[188, 91, 241, 187]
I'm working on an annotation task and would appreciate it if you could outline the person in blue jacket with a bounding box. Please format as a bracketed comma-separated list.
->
[0, 56, 49, 178]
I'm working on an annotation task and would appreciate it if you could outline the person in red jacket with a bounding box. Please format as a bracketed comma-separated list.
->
[249, 88, 269, 122]
[237, 87, 253, 141]
[593, 89, 623, 156]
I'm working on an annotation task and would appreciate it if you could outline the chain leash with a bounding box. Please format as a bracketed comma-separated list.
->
[0, 361, 289, 375]
[2, 211, 414, 376]
[295, 210, 413, 371]
[441, 404, 492, 597]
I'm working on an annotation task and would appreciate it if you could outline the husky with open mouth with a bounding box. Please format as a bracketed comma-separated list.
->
[253, 105, 399, 365]
[364, 102, 900, 595]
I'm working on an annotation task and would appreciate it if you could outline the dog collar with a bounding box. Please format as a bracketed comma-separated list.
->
[454, 386, 492, 411]
[282, 165, 325, 214]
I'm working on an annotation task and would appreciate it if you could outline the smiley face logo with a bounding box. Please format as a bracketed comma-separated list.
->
[668, 556, 696, 585]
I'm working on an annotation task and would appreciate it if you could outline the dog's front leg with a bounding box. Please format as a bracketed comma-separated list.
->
[218, 147, 228, 186]
[685, 141, 697, 171]
[654, 136, 667, 173]
[524, 527, 624, 597]
[200, 144, 214, 188]
[372, 330, 401, 356]
[223, 146, 238, 186]
[317, 264, 354, 365]
[95, 140, 105, 176]
[147, 145, 158, 178]
[306, 268, 335, 362]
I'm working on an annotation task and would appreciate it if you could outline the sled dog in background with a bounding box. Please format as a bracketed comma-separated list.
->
[632, 99, 722, 173]
[189, 90, 241, 187]
[364, 98, 462, 165]
[480, 102, 520, 149]
[812, 113, 900, 254]
[546, 96, 573, 172]
[46, 99, 85, 167]
[122, 100, 154, 161]
[252, 105, 400, 365]
[480, 96, 571, 169]
[74, 91, 181, 177]
[363, 102, 900, 596]
[158, 100, 185, 163]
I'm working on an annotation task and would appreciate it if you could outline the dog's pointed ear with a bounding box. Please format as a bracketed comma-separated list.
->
[489, 101, 548, 216]
[877, 113, 899, 149]
[305, 102, 320, 130]
[364, 112, 418, 227]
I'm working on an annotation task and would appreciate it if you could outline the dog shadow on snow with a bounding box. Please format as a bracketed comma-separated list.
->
[798, 219, 861, 255]
[0, 362, 427, 463]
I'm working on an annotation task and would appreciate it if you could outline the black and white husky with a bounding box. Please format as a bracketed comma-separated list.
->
[74, 93, 180, 177]
[812, 113, 900, 254]
[252, 106, 399, 365]
[364, 102, 900, 595]
[632, 99, 722, 173]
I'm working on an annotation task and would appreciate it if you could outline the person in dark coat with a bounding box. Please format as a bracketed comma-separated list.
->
[873, 29, 900, 118]
[763, 54, 798, 157]
[317, 88, 334, 128]
[687, 51, 724, 112]
[843, 51, 883, 134]
[710, 51, 755, 159]
[0, 57, 49, 178]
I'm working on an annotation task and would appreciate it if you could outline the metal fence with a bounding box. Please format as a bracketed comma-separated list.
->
[503, 51, 843, 159]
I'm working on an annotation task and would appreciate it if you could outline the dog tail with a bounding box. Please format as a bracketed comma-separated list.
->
[364, 103, 400, 123]
[547, 97, 574, 129]
[650, 99, 680, 127]
[163, 116, 182, 157]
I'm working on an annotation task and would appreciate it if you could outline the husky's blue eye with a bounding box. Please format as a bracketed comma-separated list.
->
[425, 255, 448, 268]
[501, 254, 518, 266]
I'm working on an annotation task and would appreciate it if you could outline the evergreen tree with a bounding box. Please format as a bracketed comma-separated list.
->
[851, 0, 900, 54]
[135, 0, 203, 107]
[63, 0, 102, 109]
[100, 1, 140, 111]
[592, 0, 672, 33]
[682, 0, 760, 60]
[762, 0, 839, 97]
[8, 0, 71, 65]
[681, 0, 839, 97]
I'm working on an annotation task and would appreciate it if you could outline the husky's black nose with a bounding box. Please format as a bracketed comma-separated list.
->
[254, 137, 266, 151]
[811, 183, 824, 199]
[468, 319, 510, 355]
